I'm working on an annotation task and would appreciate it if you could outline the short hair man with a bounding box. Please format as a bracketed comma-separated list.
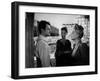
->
[36, 20, 51, 67]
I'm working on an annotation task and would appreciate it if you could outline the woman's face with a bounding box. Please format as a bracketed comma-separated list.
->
[61, 30, 67, 39]
[71, 29, 79, 40]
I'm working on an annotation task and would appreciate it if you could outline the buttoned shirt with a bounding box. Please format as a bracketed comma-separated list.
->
[36, 35, 51, 67]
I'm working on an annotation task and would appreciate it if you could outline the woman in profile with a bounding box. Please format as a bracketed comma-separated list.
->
[71, 24, 89, 65]
[55, 27, 72, 66]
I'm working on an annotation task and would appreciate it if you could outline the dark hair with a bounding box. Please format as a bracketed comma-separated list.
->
[38, 20, 50, 34]
[74, 24, 84, 39]
[61, 27, 68, 33]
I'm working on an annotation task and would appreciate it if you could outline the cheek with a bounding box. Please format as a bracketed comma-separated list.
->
[61, 32, 64, 35]
[47, 30, 50, 33]
[71, 32, 79, 39]
[46, 30, 50, 35]
[62, 33, 66, 36]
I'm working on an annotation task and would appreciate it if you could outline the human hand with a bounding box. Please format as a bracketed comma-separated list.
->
[50, 59, 56, 67]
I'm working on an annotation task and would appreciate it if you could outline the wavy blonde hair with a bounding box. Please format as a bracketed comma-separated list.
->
[74, 24, 84, 39]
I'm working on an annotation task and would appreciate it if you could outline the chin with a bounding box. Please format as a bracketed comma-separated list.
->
[62, 37, 65, 39]
[46, 34, 50, 36]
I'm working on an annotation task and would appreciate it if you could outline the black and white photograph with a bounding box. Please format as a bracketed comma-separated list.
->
[25, 13, 90, 68]
[11, 1, 97, 79]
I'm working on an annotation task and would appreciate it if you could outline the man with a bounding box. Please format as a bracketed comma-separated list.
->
[36, 20, 51, 67]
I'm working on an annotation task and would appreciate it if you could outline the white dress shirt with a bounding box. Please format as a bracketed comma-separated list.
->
[36, 35, 51, 67]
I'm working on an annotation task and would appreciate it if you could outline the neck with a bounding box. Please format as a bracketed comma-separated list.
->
[62, 37, 66, 40]
[74, 38, 81, 45]
[40, 33, 45, 37]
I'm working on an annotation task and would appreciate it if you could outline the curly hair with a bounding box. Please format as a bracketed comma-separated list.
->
[74, 24, 84, 39]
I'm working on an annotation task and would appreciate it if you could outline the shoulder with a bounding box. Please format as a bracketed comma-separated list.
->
[37, 39, 47, 47]
[56, 39, 62, 43]
[66, 39, 70, 42]
[79, 43, 89, 52]
[80, 43, 89, 48]
[66, 39, 71, 43]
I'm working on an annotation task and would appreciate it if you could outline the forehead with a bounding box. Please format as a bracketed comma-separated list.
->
[61, 30, 67, 33]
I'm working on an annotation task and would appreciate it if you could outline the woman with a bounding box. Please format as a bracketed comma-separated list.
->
[71, 24, 89, 65]
[55, 27, 72, 66]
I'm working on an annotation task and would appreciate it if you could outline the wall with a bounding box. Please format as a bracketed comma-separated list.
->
[0, 0, 99, 81]
[35, 13, 78, 30]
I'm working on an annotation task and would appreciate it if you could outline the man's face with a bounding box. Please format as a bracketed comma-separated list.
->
[44, 24, 51, 36]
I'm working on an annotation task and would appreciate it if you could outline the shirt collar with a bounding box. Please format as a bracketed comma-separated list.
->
[38, 35, 48, 42]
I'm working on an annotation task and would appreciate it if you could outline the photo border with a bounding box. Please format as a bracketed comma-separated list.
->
[11, 1, 98, 79]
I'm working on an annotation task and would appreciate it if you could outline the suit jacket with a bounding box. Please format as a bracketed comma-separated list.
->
[71, 43, 89, 65]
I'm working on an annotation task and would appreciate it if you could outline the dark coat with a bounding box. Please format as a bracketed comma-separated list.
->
[71, 43, 89, 66]
[55, 39, 72, 66]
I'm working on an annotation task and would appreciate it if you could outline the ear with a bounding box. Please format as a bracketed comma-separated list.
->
[41, 29, 45, 33]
